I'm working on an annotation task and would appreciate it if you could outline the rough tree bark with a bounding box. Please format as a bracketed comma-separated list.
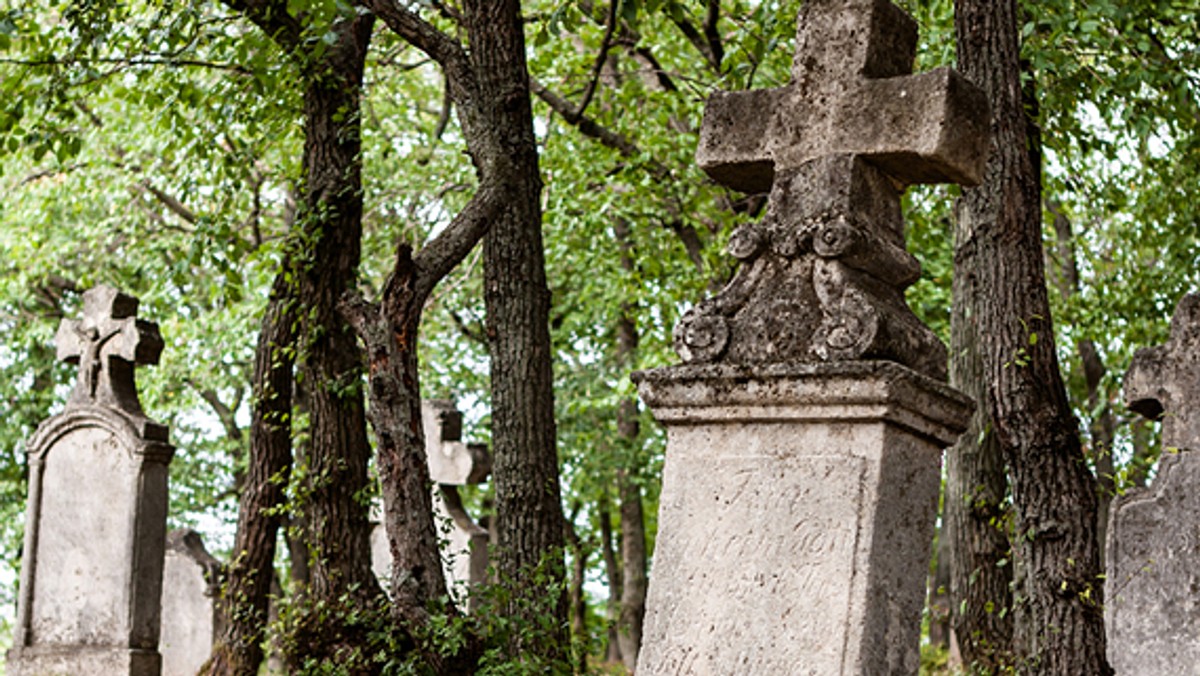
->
[478, 0, 571, 663]
[202, 269, 297, 676]
[1048, 202, 1117, 565]
[954, 1, 1112, 673]
[945, 250, 1012, 667]
[293, 7, 379, 607]
[213, 2, 382, 669]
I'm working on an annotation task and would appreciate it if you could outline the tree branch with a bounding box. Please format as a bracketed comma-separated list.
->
[220, 0, 303, 53]
[531, 78, 640, 157]
[566, 0, 619, 123]
[410, 172, 507, 304]
[361, 0, 474, 101]
[702, 0, 724, 70]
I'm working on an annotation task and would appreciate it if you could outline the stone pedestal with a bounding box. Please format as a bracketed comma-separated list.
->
[635, 362, 969, 675]
[7, 408, 174, 676]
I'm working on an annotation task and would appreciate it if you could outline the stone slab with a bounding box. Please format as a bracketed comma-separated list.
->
[1106, 453, 1200, 676]
[635, 361, 969, 675]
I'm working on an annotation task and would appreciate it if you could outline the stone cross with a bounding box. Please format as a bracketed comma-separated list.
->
[1106, 292, 1200, 675]
[677, 0, 988, 379]
[1124, 292, 1200, 451]
[56, 284, 164, 413]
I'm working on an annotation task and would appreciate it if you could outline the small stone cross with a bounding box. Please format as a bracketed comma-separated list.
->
[675, 0, 989, 379]
[56, 285, 163, 413]
[1125, 293, 1200, 451]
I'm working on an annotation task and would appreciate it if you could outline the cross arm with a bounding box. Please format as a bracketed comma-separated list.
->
[829, 68, 990, 187]
[696, 87, 787, 194]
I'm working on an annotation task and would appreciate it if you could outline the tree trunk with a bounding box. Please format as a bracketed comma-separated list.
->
[945, 258, 1013, 667]
[954, 1, 1112, 673]
[202, 270, 298, 676]
[474, 0, 569, 663]
[565, 502, 589, 674]
[598, 496, 624, 665]
[1048, 203, 1117, 567]
[614, 220, 647, 672]
[287, 14, 385, 668]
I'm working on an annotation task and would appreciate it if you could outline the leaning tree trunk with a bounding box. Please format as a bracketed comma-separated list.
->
[475, 0, 570, 663]
[945, 263, 1013, 667]
[203, 269, 298, 676]
[287, 13, 384, 668]
[954, 1, 1111, 673]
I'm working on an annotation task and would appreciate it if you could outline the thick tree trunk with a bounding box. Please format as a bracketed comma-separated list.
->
[945, 262, 1013, 667]
[473, 0, 569, 662]
[286, 14, 385, 668]
[954, 2, 1111, 673]
[202, 270, 298, 676]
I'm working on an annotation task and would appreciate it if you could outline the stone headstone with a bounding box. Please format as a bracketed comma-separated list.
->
[635, 1, 986, 673]
[1107, 292, 1200, 676]
[7, 285, 174, 676]
[159, 530, 224, 676]
[371, 400, 490, 610]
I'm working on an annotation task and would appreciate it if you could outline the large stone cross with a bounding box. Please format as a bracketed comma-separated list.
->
[1125, 292, 1200, 450]
[677, 0, 988, 379]
[56, 285, 163, 413]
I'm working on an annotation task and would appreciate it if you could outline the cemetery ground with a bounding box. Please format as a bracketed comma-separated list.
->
[1, 0, 1199, 674]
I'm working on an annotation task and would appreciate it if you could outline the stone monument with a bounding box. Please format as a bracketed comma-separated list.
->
[7, 285, 174, 676]
[1107, 292, 1200, 676]
[371, 400, 490, 610]
[159, 529, 224, 676]
[634, 0, 987, 673]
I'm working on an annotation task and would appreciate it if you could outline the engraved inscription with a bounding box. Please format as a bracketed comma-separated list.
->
[643, 453, 867, 674]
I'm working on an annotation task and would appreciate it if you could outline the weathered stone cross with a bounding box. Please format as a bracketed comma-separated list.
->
[677, 0, 988, 379]
[56, 284, 163, 413]
[1125, 292, 1200, 450]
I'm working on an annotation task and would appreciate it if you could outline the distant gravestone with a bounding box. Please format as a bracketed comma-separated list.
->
[7, 285, 174, 676]
[159, 530, 224, 676]
[634, 0, 987, 673]
[371, 400, 490, 610]
[1107, 292, 1200, 676]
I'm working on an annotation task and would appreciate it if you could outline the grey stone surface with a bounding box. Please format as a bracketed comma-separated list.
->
[7, 285, 174, 676]
[635, 362, 970, 675]
[159, 530, 224, 676]
[371, 400, 490, 610]
[1107, 292, 1200, 676]
[677, 0, 988, 380]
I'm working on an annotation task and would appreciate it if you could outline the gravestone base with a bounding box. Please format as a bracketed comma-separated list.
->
[1106, 452, 1200, 676]
[635, 361, 969, 675]
[6, 646, 161, 676]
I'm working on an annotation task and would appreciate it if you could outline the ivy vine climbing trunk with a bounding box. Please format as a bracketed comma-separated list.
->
[213, 1, 382, 670]
[954, 1, 1112, 673]
[289, 13, 383, 667]
[202, 269, 297, 676]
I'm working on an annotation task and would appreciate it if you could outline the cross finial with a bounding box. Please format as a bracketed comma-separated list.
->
[1126, 293, 1200, 451]
[56, 285, 163, 413]
[674, 0, 989, 379]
